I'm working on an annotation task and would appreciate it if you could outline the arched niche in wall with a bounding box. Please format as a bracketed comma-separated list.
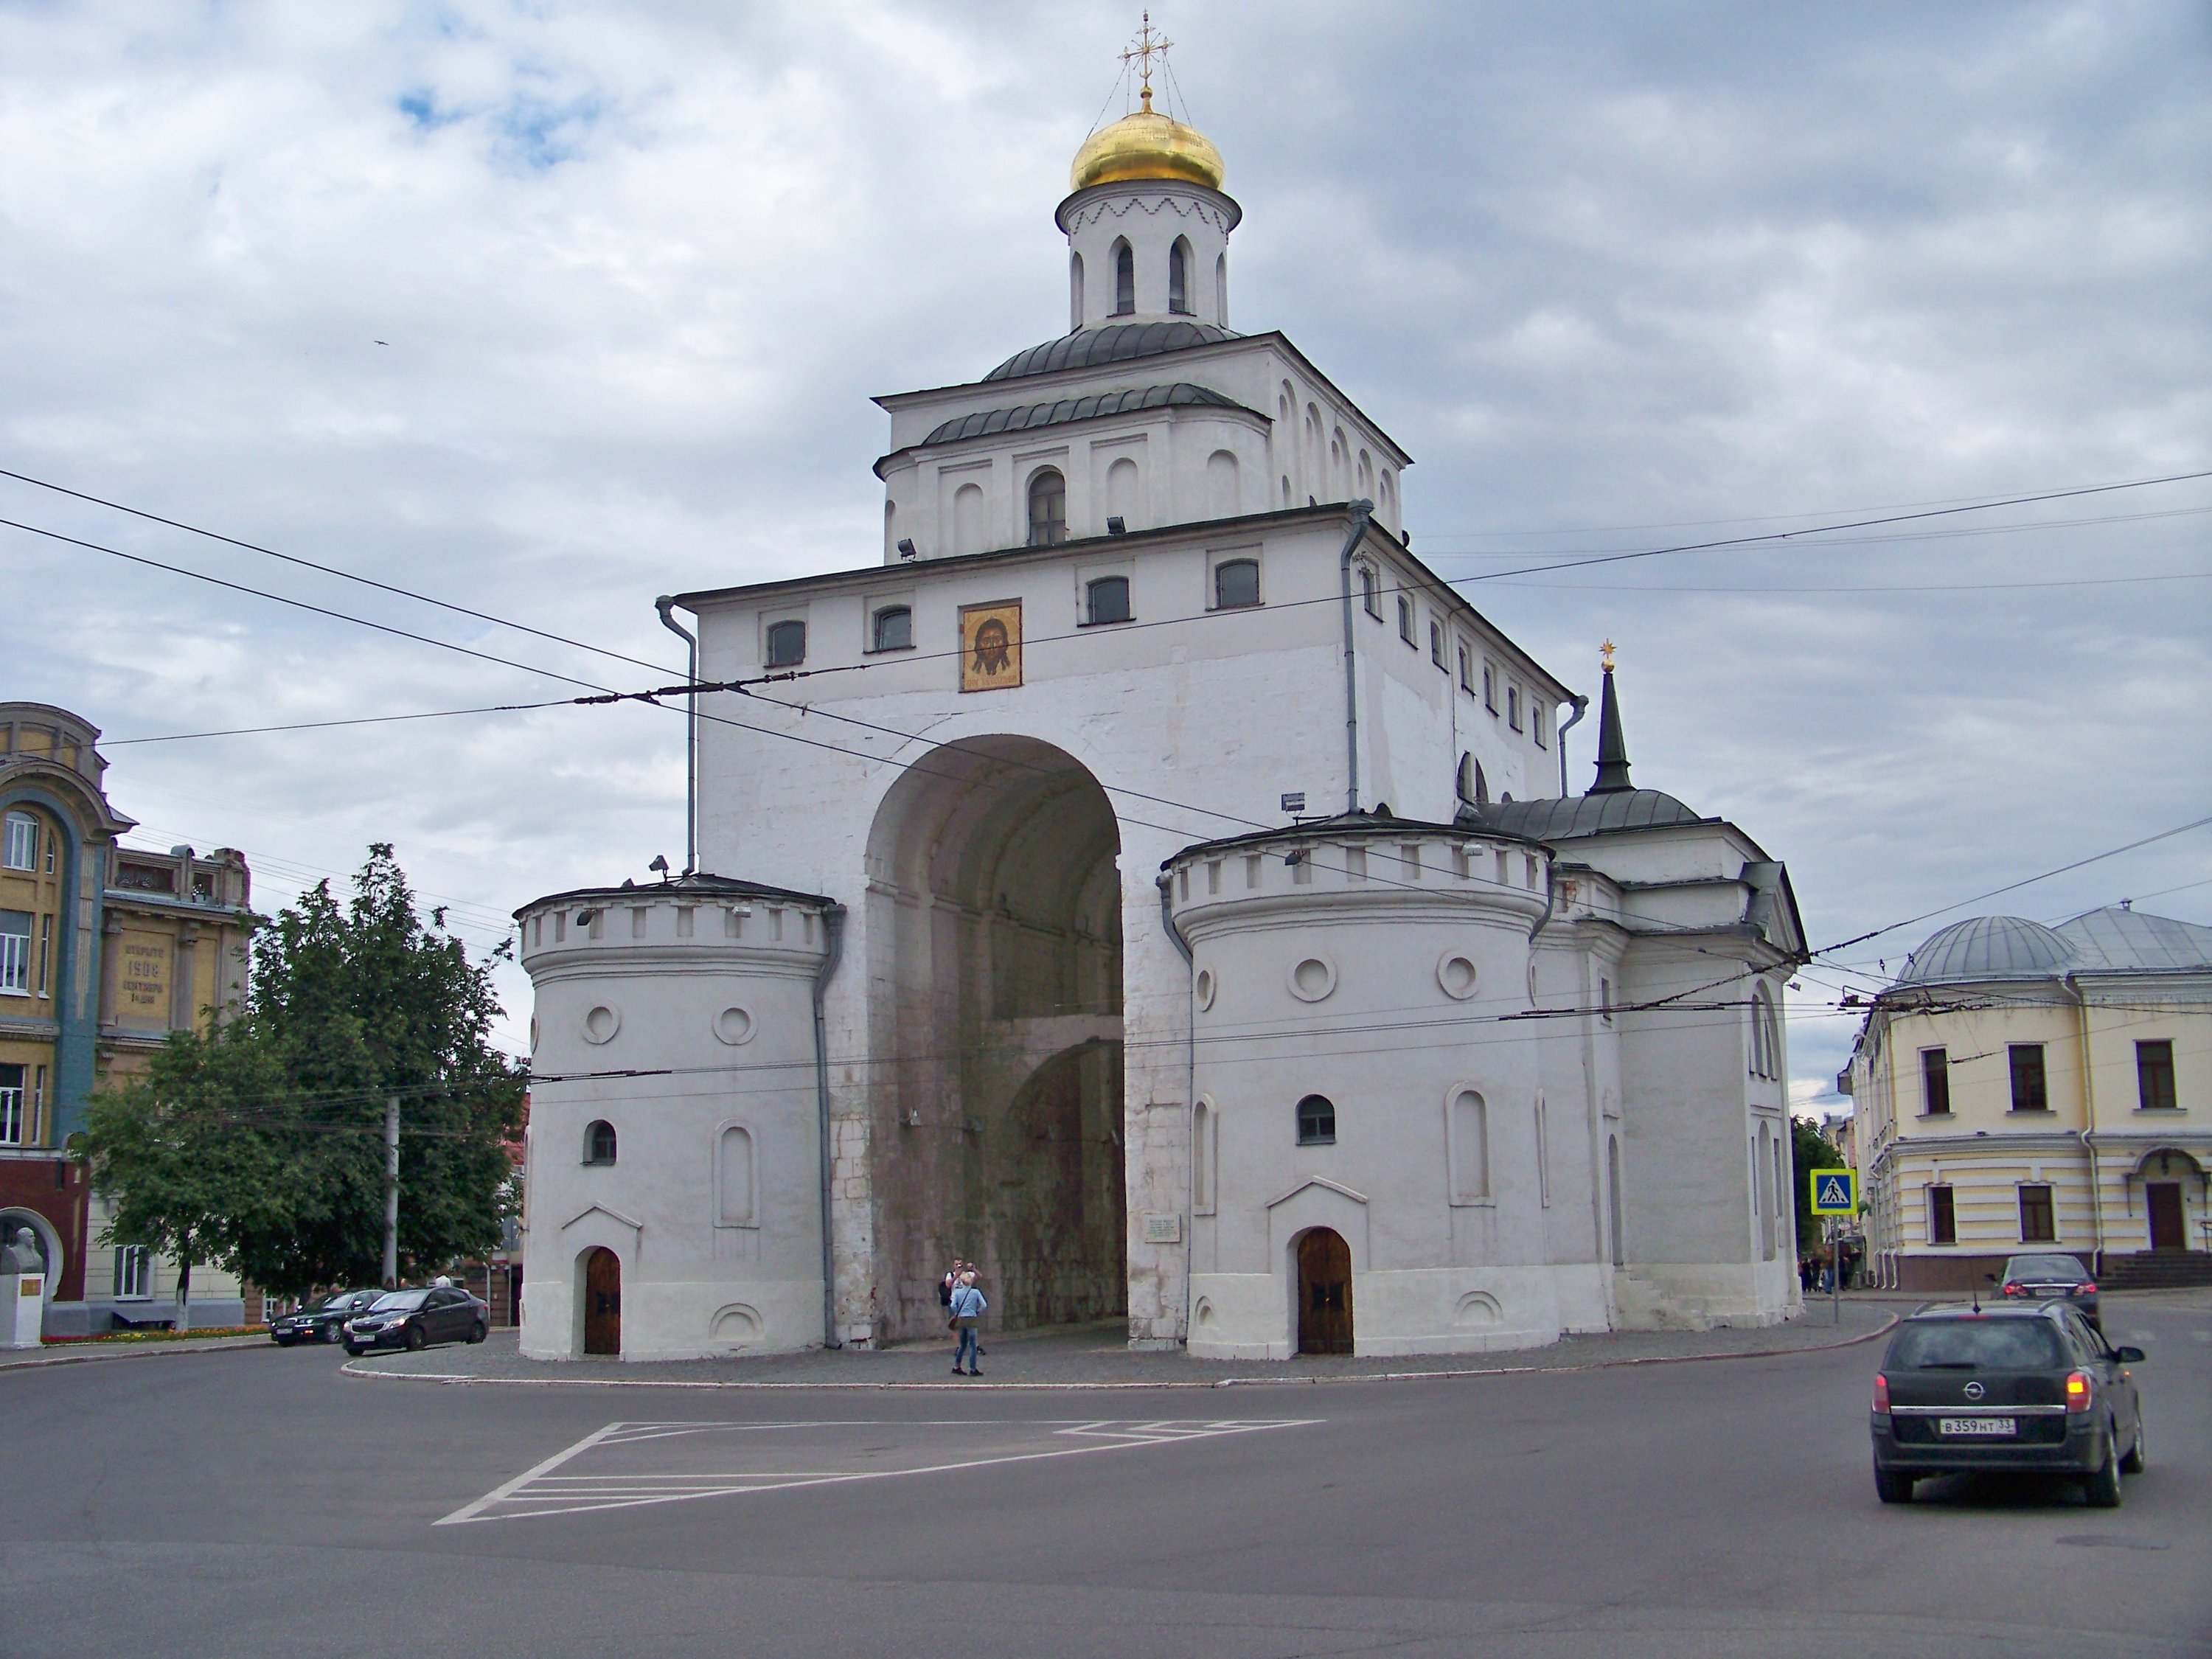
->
[717, 1124, 756, 1228]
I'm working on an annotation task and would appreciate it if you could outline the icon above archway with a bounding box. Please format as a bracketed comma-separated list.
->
[960, 600, 1023, 692]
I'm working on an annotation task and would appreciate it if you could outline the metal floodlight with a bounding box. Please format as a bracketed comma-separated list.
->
[897, 538, 917, 558]
[648, 855, 669, 875]
[1105, 516, 1127, 535]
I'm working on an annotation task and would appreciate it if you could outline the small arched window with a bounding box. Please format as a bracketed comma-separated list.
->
[1429, 619, 1444, 668]
[1397, 596, 1413, 643]
[1215, 251, 1228, 322]
[1085, 575, 1131, 626]
[1456, 752, 1487, 807]
[1295, 1093, 1336, 1147]
[1168, 237, 1191, 314]
[765, 619, 807, 669]
[1359, 565, 1380, 618]
[1113, 240, 1135, 316]
[1026, 468, 1067, 547]
[1069, 251, 1085, 329]
[584, 1120, 617, 1166]
[1214, 558, 1261, 610]
[872, 606, 912, 652]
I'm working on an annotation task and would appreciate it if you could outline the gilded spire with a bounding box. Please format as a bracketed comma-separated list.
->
[1587, 644, 1634, 795]
[1070, 14, 1225, 193]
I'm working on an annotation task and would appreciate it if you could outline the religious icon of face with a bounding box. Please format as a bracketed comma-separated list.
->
[972, 617, 1011, 678]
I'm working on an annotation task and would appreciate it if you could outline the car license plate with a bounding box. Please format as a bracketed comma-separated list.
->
[1938, 1416, 2015, 1436]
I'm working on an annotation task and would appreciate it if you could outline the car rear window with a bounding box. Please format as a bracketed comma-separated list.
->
[1888, 1318, 2067, 1371]
[2008, 1256, 2087, 1280]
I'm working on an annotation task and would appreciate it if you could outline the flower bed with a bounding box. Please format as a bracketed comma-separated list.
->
[41, 1325, 268, 1346]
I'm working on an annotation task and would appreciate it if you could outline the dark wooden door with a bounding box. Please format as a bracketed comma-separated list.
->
[2146, 1183, 2185, 1251]
[584, 1248, 622, 1354]
[1297, 1228, 1353, 1355]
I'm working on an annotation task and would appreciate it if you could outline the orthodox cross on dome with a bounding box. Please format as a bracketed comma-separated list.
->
[1121, 11, 1172, 113]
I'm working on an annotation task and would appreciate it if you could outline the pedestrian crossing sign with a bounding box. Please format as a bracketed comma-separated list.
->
[1809, 1169, 1856, 1215]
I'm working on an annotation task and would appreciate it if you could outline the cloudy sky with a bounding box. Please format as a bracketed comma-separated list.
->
[4, 1, 2206, 1095]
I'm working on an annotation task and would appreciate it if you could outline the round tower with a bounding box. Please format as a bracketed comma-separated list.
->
[514, 877, 838, 1361]
[1164, 815, 1605, 1359]
[1058, 89, 1239, 331]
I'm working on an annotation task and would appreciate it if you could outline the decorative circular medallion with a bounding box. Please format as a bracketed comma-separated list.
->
[1436, 953, 1480, 1001]
[1288, 955, 1337, 1003]
[713, 1006, 756, 1046]
[581, 1004, 619, 1045]
[1194, 968, 1217, 1011]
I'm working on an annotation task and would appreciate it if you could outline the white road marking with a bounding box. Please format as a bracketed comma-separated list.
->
[437, 1417, 1318, 1526]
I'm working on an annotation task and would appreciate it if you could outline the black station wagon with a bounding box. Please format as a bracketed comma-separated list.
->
[1869, 1302, 2145, 1506]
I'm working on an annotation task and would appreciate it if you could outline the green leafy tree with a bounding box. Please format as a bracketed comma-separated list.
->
[1790, 1116, 1845, 1265]
[83, 844, 522, 1295]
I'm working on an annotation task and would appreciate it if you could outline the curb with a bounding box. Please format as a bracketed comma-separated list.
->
[341, 1312, 1899, 1393]
[0, 1337, 275, 1374]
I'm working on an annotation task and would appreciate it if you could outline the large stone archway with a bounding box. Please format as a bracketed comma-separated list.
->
[864, 736, 1125, 1340]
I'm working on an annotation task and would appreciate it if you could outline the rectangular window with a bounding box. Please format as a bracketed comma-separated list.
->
[2008, 1044, 2048, 1112]
[2135, 1040, 2177, 1111]
[1920, 1048, 1950, 1115]
[1928, 1185, 1955, 1245]
[1507, 685, 1523, 731]
[114, 1244, 152, 1299]
[0, 1063, 23, 1144]
[1482, 663, 1498, 714]
[2018, 1184, 2056, 1244]
[2, 813, 36, 871]
[32, 1065, 45, 1146]
[0, 911, 30, 995]
[1457, 645, 1473, 693]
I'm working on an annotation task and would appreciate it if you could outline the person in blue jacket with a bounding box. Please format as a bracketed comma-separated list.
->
[949, 1272, 987, 1377]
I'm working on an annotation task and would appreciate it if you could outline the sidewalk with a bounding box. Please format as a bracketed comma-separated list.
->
[348, 1299, 1898, 1391]
[0, 1331, 274, 1374]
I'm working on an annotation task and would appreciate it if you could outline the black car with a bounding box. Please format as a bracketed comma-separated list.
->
[1870, 1302, 2145, 1506]
[342, 1284, 490, 1355]
[270, 1289, 382, 1346]
[1996, 1252, 2100, 1330]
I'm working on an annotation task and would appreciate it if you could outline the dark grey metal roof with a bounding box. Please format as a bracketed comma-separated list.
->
[2055, 906, 2212, 973]
[983, 320, 1243, 383]
[922, 382, 1249, 448]
[1896, 915, 2076, 985]
[1460, 790, 1708, 841]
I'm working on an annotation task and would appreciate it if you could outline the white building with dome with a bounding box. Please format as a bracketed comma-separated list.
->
[512, 74, 1811, 1362]
[1845, 907, 2212, 1292]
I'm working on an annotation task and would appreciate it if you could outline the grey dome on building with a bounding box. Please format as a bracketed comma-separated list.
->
[1895, 914, 2076, 985]
[984, 319, 1242, 382]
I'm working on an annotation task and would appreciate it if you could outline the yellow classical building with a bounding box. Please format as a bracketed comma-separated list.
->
[1845, 908, 2211, 1292]
[1, 703, 257, 1335]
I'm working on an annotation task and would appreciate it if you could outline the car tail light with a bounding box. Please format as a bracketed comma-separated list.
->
[2001, 1281, 2025, 1296]
[2075, 1281, 2096, 1295]
[1872, 1374, 1890, 1413]
[2065, 1371, 2093, 1413]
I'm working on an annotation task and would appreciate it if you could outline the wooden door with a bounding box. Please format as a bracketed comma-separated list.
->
[1297, 1228, 1353, 1355]
[2146, 1183, 2185, 1251]
[583, 1248, 622, 1354]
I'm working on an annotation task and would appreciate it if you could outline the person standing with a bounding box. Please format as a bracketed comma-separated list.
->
[949, 1271, 987, 1377]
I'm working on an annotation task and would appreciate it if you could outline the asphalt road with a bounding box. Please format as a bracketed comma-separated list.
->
[4, 1293, 2206, 1658]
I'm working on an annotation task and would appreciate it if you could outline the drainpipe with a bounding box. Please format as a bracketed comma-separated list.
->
[1335, 500, 1376, 815]
[2068, 974, 2107, 1272]
[655, 598, 698, 877]
[1555, 695, 1590, 797]
[812, 904, 848, 1349]
[1158, 872, 1197, 1345]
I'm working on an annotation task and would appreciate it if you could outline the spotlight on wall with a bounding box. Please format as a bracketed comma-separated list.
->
[897, 538, 917, 559]
[648, 855, 669, 877]
[1105, 516, 1127, 536]
[574, 909, 597, 927]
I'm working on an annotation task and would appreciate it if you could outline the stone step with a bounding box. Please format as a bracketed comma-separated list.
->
[2096, 1251, 2212, 1290]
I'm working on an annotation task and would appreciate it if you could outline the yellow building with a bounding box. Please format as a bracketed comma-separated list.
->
[1845, 908, 2211, 1292]
[1, 703, 257, 1335]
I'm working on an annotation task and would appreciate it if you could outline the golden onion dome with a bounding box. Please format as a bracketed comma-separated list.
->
[1070, 105, 1225, 193]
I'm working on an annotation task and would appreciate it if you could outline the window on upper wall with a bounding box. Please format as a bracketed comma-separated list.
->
[1085, 576, 1132, 626]
[1533, 703, 1548, 748]
[2008, 1044, 2048, 1112]
[2018, 1184, 2056, 1243]
[584, 1119, 618, 1166]
[1482, 663, 1498, 714]
[1508, 686, 1523, 731]
[1428, 619, 1444, 668]
[1397, 596, 1413, 644]
[2135, 1040, 2177, 1110]
[2, 813, 35, 872]
[1928, 1185, 1956, 1245]
[1113, 241, 1135, 316]
[0, 911, 29, 995]
[1359, 565, 1380, 618]
[871, 606, 912, 652]
[1214, 558, 1261, 609]
[765, 619, 807, 669]
[1168, 237, 1192, 314]
[1027, 468, 1068, 546]
[1295, 1093, 1336, 1146]
[0, 1063, 22, 1144]
[1457, 645, 1473, 693]
[1921, 1048, 1951, 1115]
